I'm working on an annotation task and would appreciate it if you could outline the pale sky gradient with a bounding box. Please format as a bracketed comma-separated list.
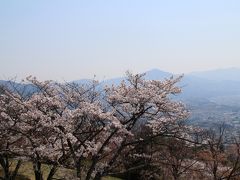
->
[1, 0, 240, 81]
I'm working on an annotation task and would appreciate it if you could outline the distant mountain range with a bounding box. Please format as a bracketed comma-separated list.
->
[97, 68, 240, 107]
[2, 68, 240, 128]
[2, 68, 240, 106]
[190, 68, 240, 81]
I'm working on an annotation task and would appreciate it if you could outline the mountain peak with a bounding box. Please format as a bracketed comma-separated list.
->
[145, 68, 171, 74]
[144, 69, 172, 80]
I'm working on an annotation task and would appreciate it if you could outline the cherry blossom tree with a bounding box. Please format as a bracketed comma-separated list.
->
[0, 72, 189, 180]
[85, 72, 189, 179]
[117, 121, 202, 180]
[0, 78, 66, 180]
[0, 86, 23, 180]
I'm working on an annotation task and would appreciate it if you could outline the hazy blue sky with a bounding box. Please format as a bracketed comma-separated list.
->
[1, 0, 240, 81]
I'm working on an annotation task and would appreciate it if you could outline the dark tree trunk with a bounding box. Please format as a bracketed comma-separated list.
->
[76, 160, 82, 179]
[11, 160, 22, 180]
[46, 165, 57, 180]
[93, 172, 102, 180]
[0, 155, 22, 180]
[33, 161, 43, 180]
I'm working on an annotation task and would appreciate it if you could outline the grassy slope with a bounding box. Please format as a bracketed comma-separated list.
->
[0, 160, 122, 180]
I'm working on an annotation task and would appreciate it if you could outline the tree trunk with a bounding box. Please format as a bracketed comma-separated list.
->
[85, 156, 98, 180]
[213, 162, 218, 180]
[76, 159, 82, 179]
[11, 160, 22, 180]
[0, 155, 22, 180]
[0, 155, 10, 180]
[93, 172, 102, 180]
[46, 165, 57, 180]
[172, 167, 180, 180]
[3, 157, 10, 180]
[33, 161, 43, 180]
